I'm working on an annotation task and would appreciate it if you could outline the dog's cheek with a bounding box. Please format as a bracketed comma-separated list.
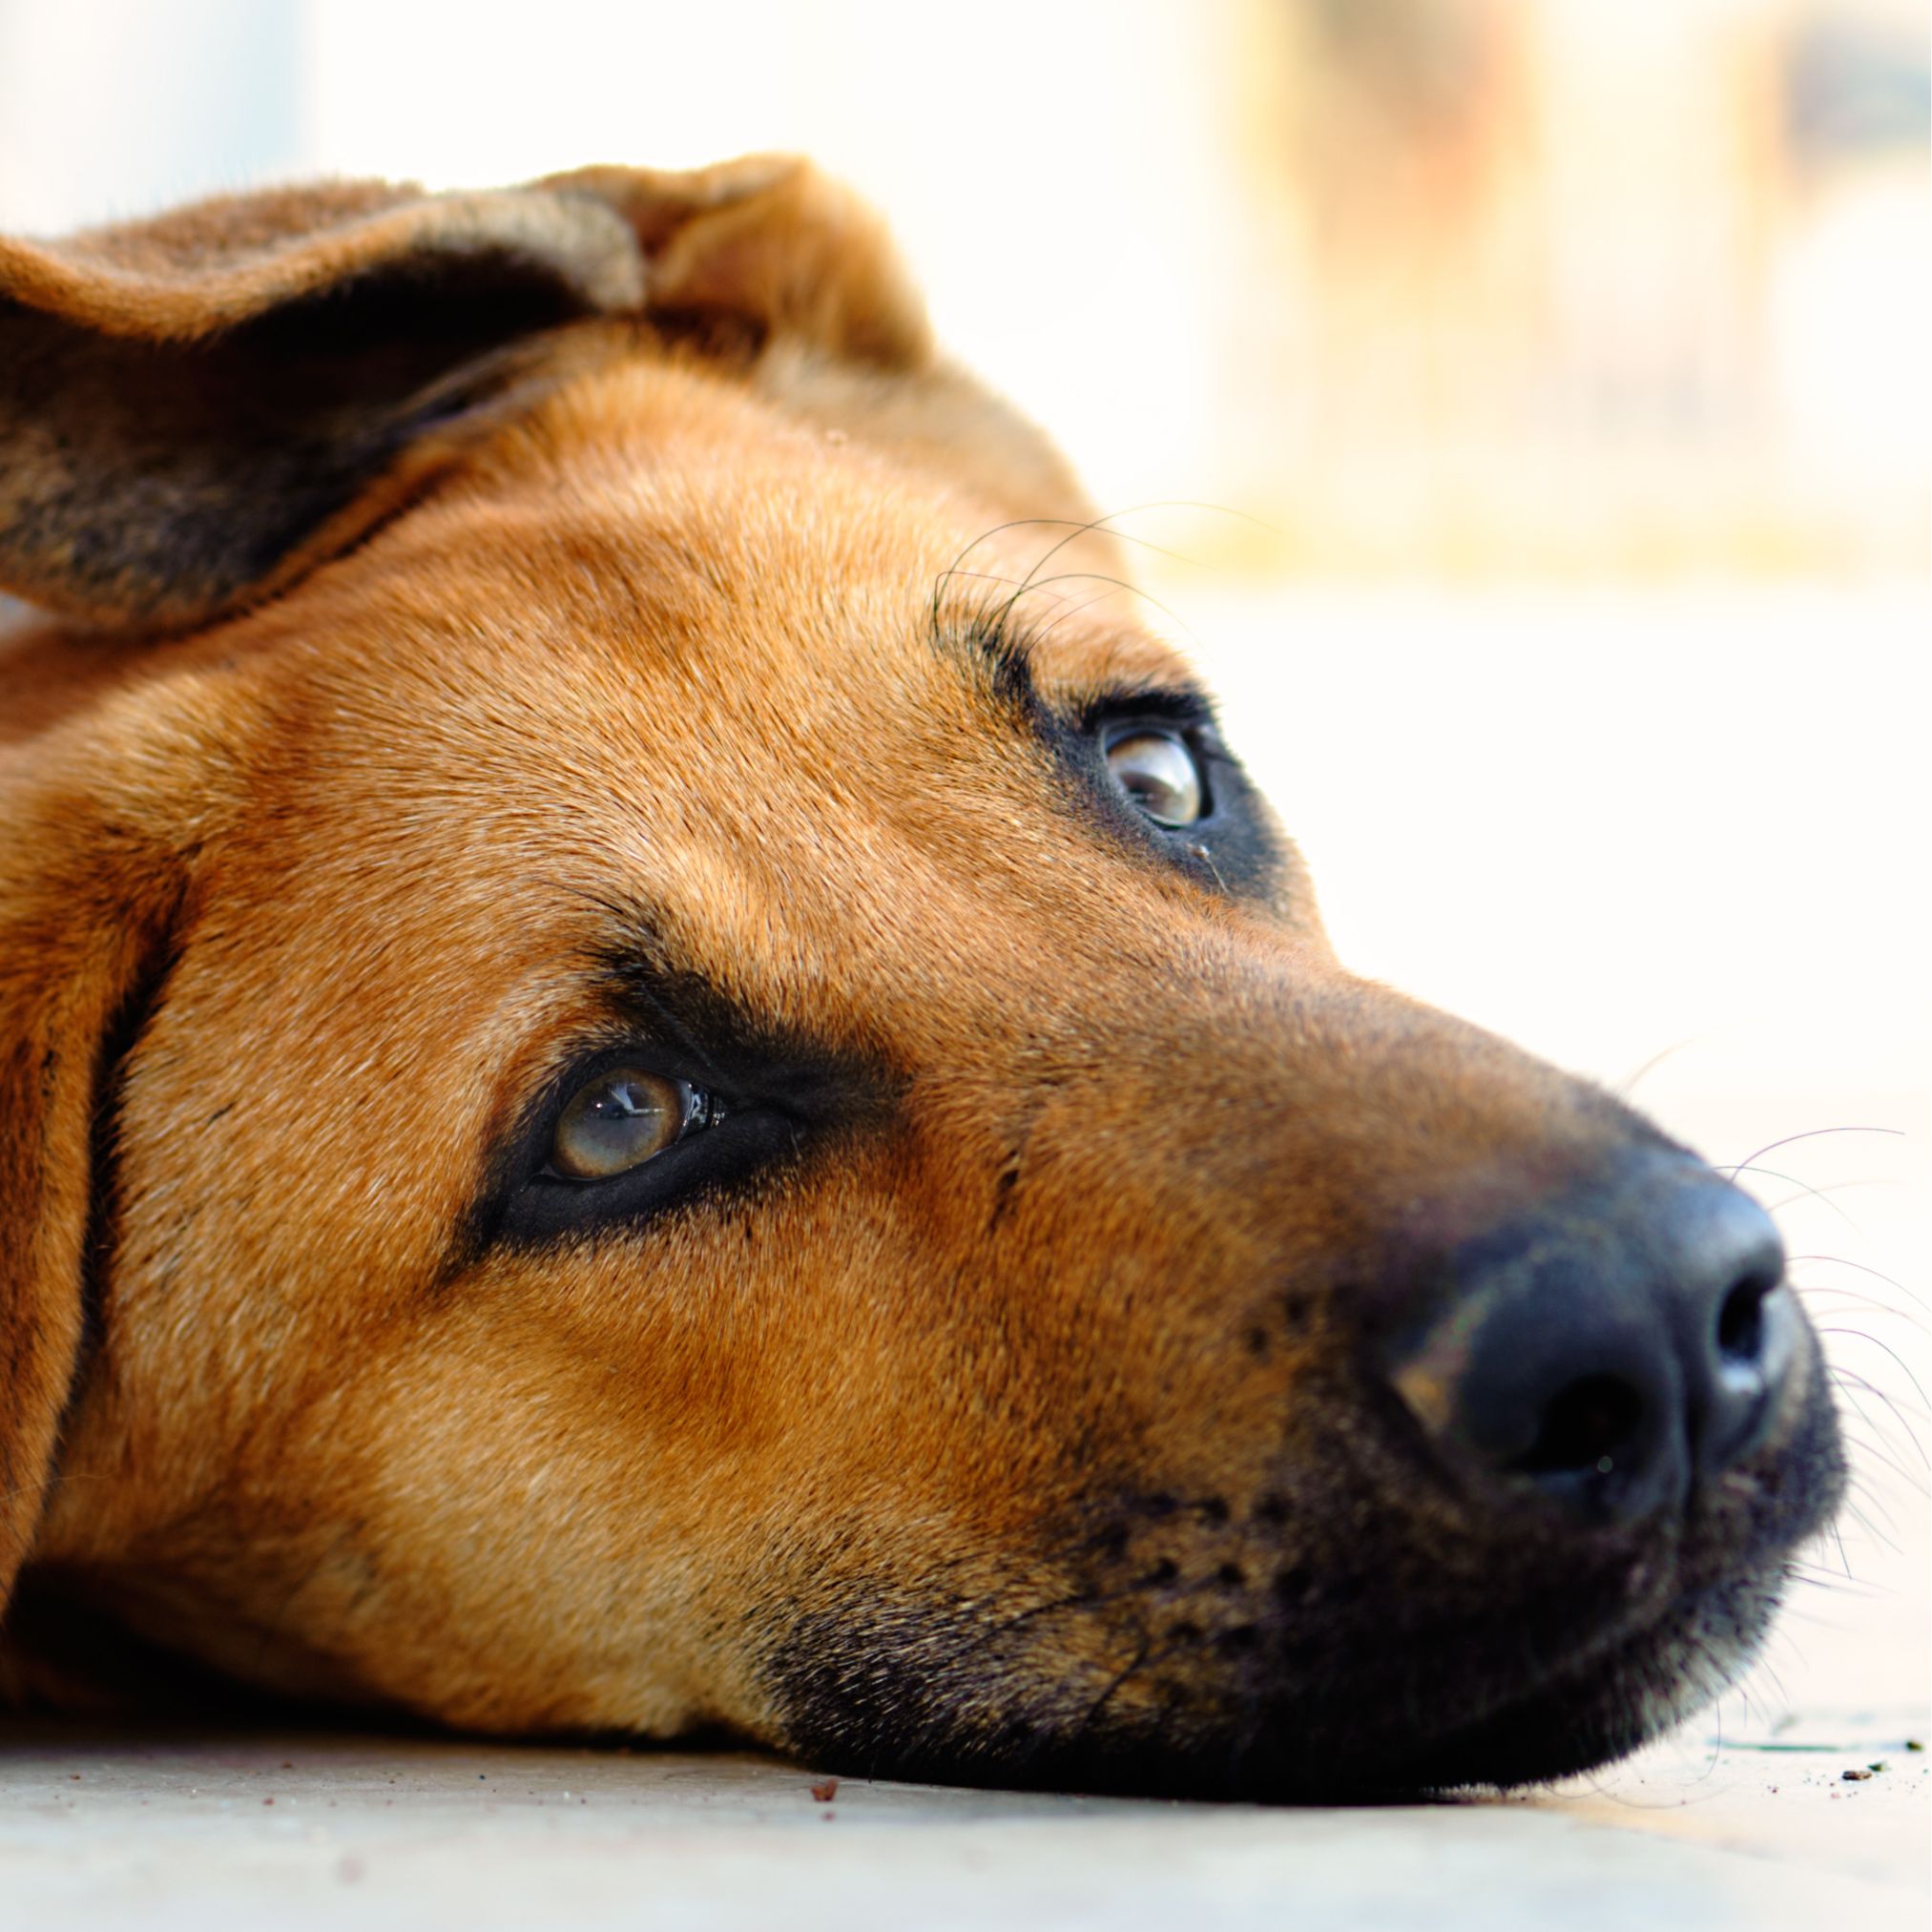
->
[230, 1304, 741, 1734]
[239, 1169, 1086, 1736]
[170, 1198, 885, 1737]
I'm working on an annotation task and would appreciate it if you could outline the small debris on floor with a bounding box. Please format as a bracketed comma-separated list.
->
[1841, 1766, 1874, 1781]
[810, 1777, 839, 1802]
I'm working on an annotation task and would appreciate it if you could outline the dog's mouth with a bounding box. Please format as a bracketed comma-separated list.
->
[765, 1548, 1791, 1801]
[760, 1378, 1844, 1801]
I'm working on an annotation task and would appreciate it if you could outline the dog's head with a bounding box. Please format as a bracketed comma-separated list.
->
[0, 158, 1840, 1796]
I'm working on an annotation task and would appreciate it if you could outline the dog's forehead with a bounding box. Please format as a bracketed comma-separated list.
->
[491, 405, 1183, 717]
[322, 359, 1190, 748]
[367, 474, 1182, 840]
[229, 375, 1238, 1050]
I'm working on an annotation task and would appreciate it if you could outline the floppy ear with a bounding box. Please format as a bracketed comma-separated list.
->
[538, 156, 930, 370]
[0, 156, 930, 628]
[0, 749, 189, 1615]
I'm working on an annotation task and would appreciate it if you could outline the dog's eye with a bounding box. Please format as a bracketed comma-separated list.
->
[550, 1069, 705, 1180]
[1105, 728, 1205, 828]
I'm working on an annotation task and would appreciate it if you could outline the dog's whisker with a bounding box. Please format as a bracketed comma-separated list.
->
[1838, 1471, 1904, 1544]
[1827, 1361, 1930, 1429]
[1819, 1329, 1932, 1420]
[1816, 1375, 1923, 1476]
[1791, 1252, 1932, 1315]
[1032, 590, 1126, 646]
[1748, 1650, 1794, 1713]
[1797, 1285, 1929, 1335]
[997, 511, 1163, 636]
[1826, 1495, 1901, 1558]
[1725, 1165, 1866, 1234]
[1714, 1125, 1904, 1178]
[927, 510, 1205, 647]
[1779, 1559, 1881, 1594]
[1827, 1372, 1929, 1474]
[1188, 842, 1230, 893]
[930, 517, 1076, 645]
[1833, 1429, 1927, 1495]
[1826, 1516, 1856, 1578]
[952, 1585, 1130, 1657]
[1007, 569, 1205, 651]
[1611, 1036, 1701, 1101]
[945, 500, 1286, 652]
[1064, 1638, 1153, 1756]
[932, 567, 1086, 621]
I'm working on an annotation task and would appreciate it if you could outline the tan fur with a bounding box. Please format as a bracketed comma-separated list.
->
[0, 157, 1835, 1786]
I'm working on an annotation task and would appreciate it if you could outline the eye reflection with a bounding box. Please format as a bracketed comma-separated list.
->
[551, 1069, 696, 1180]
[1106, 729, 1205, 828]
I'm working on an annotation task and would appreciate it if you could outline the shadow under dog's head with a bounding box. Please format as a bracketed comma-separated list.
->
[0, 158, 1840, 1797]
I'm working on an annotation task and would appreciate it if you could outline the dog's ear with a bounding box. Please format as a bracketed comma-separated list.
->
[0, 177, 646, 629]
[0, 157, 930, 629]
[0, 737, 193, 1615]
[538, 156, 930, 371]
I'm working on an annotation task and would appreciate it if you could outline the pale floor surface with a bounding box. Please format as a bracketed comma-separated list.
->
[1, 1710, 1925, 1932]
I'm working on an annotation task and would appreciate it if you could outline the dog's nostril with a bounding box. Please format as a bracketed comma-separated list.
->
[1512, 1373, 1646, 1478]
[1716, 1271, 1776, 1363]
[1215, 1562, 1246, 1589]
[1390, 1153, 1805, 1527]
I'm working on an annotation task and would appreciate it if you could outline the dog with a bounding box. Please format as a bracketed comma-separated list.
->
[0, 156, 1841, 1797]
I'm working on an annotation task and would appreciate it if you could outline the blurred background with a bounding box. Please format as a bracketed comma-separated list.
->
[2, 0, 1926, 1733]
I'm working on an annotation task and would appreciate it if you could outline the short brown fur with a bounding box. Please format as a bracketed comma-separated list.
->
[0, 157, 1839, 1795]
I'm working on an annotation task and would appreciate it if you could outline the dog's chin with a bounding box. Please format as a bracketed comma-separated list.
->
[768, 1560, 1792, 1804]
[1232, 1568, 1788, 1800]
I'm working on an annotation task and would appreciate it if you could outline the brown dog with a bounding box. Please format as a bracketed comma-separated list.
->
[0, 156, 1840, 1797]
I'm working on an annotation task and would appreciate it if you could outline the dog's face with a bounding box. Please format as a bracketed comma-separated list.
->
[1, 159, 1840, 1797]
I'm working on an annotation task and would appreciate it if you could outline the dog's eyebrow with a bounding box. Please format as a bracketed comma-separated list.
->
[601, 948, 787, 1082]
[454, 898, 896, 1265]
[943, 606, 1040, 715]
[933, 608, 1290, 904]
[938, 606, 1218, 727]
[576, 896, 895, 1111]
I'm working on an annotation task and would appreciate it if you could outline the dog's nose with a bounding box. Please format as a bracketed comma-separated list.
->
[1389, 1153, 1798, 1526]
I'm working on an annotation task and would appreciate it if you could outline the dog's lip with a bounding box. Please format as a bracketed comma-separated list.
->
[819, 1560, 1777, 1803]
[1297, 1561, 1784, 1796]
[766, 1436, 1838, 1804]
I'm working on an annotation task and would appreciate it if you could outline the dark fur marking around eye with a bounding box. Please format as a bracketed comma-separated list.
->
[952, 608, 1042, 717]
[455, 900, 899, 1261]
[935, 606, 1288, 901]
